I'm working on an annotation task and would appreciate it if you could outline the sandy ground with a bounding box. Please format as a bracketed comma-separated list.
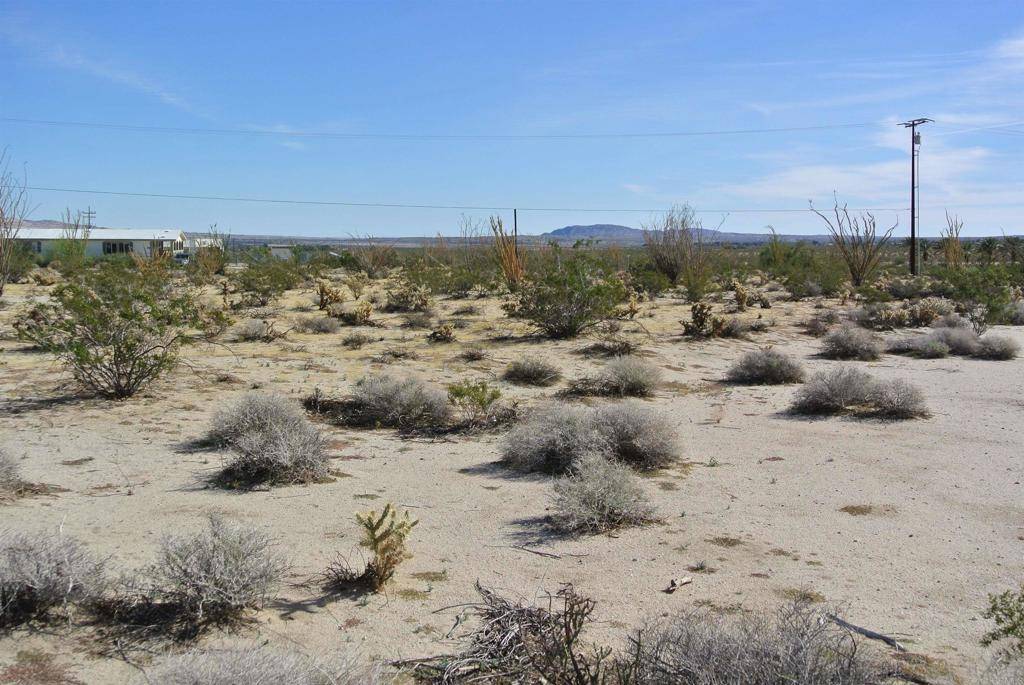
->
[0, 279, 1021, 683]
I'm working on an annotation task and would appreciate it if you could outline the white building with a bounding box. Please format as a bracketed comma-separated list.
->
[17, 227, 186, 258]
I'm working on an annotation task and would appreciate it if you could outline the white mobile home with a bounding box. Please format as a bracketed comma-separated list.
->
[17, 227, 186, 259]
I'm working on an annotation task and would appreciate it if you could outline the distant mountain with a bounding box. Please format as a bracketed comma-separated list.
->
[543, 224, 832, 245]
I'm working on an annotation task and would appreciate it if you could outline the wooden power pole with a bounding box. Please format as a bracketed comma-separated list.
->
[900, 118, 931, 276]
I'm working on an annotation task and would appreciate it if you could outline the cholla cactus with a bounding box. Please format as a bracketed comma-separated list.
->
[355, 503, 418, 589]
[731, 280, 749, 311]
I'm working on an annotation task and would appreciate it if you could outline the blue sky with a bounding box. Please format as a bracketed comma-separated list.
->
[2, 0, 1024, 237]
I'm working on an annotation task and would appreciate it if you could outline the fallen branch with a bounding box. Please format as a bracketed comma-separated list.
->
[827, 613, 905, 652]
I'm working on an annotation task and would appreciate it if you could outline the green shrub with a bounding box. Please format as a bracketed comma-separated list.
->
[504, 248, 627, 338]
[230, 258, 303, 307]
[15, 261, 204, 398]
[447, 379, 502, 424]
[983, 585, 1024, 659]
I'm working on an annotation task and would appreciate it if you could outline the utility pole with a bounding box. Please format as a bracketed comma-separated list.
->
[81, 206, 96, 234]
[900, 118, 931, 275]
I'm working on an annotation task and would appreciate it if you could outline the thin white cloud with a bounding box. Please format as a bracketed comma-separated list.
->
[0, 21, 196, 114]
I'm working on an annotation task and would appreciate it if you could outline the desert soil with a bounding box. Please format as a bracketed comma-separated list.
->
[0, 280, 1021, 683]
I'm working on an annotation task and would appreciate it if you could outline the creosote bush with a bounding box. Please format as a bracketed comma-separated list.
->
[146, 516, 286, 622]
[207, 393, 328, 486]
[503, 357, 561, 386]
[142, 645, 381, 685]
[727, 347, 805, 384]
[551, 454, 657, 533]
[503, 248, 627, 338]
[0, 528, 106, 627]
[982, 584, 1024, 660]
[821, 325, 881, 361]
[569, 356, 661, 397]
[15, 261, 205, 399]
[791, 367, 928, 419]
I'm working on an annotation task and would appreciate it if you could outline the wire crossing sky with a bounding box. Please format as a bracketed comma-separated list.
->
[2, 1, 1023, 237]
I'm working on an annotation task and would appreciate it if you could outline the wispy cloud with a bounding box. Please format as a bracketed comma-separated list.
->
[0, 20, 197, 114]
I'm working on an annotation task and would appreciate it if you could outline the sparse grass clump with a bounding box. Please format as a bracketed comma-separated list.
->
[727, 348, 805, 384]
[551, 454, 657, 533]
[295, 316, 340, 334]
[503, 357, 561, 386]
[341, 332, 375, 349]
[146, 516, 285, 623]
[0, 529, 106, 627]
[143, 645, 380, 685]
[208, 393, 328, 486]
[791, 367, 928, 419]
[502, 404, 605, 474]
[570, 356, 661, 397]
[460, 345, 486, 361]
[821, 325, 881, 360]
[593, 403, 678, 470]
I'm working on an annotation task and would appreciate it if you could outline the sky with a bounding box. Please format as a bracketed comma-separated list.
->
[2, 0, 1024, 238]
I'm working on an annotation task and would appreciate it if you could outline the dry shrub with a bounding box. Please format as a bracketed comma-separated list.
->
[142, 645, 381, 685]
[792, 368, 928, 420]
[0, 451, 19, 495]
[502, 404, 605, 474]
[727, 348, 805, 384]
[146, 516, 285, 623]
[551, 454, 657, 533]
[869, 379, 930, 419]
[975, 335, 1020, 360]
[923, 327, 980, 355]
[503, 402, 677, 474]
[233, 319, 286, 342]
[308, 374, 451, 430]
[503, 357, 561, 386]
[410, 586, 888, 685]
[208, 393, 328, 486]
[0, 529, 106, 627]
[459, 345, 486, 361]
[294, 316, 340, 334]
[570, 356, 661, 397]
[803, 310, 840, 337]
[790, 367, 877, 415]
[821, 325, 881, 360]
[631, 601, 890, 684]
[932, 312, 971, 329]
[342, 332, 375, 349]
[593, 402, 678, 470]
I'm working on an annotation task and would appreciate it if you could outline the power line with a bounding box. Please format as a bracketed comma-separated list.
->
[1, 117, 875, 141]
[25, 184, 908, 213]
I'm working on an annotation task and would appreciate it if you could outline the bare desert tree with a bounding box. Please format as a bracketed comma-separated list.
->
[811, 198, 896, 287]
[642, 203, 719, 300]
[0, 150, 30, 297]
[941, 211, 966, 269]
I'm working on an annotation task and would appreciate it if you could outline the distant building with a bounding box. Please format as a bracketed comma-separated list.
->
[17, 227, 186, 258]
[267, 244, 295, 260]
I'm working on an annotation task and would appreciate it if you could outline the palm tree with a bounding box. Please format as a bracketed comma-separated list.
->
[978, 236, 1000, 265]
[1002, 235, 1023, 263]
